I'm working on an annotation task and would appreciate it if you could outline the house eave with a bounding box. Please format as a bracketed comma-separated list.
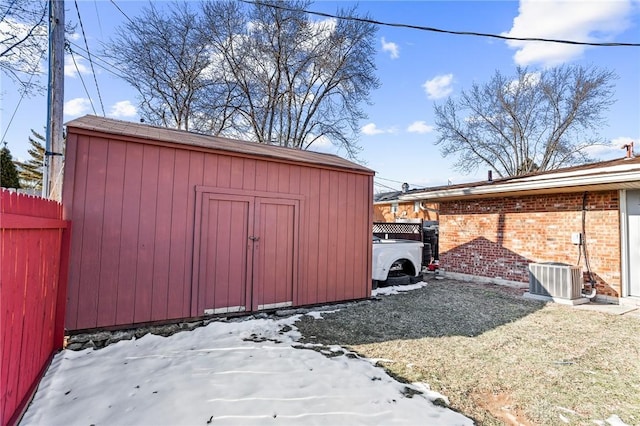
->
[399, 171, 640, 202]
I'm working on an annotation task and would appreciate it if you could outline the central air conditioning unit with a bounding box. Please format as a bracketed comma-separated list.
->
[528, 262, 583, 300]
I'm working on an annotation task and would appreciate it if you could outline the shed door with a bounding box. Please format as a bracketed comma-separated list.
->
[198, 194, 253, 314]
[252, 198, 299, 311]
[195, 193, 298, 315]
[627, 190, 640, 297]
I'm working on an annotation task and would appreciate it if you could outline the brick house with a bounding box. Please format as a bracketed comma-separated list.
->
[377, 156, 640, 306]
[373, 186, 439, 222]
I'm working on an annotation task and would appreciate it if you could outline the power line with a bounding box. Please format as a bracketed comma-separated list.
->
[374, 180, 400, 192]
[241, 0, 640, 47]
[67, 40, 126, 79]
[93, 0, 104, 39]
[0, 46, 47, 146]
[376, 176, 423, 188]
[74, 0, 105, 116]
[109, 0, 135, 25]
[68, 47, 97, 115]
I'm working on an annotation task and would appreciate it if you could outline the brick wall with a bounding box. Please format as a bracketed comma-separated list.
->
[373, 201, 439, 222]
[439, 191, 621, 297]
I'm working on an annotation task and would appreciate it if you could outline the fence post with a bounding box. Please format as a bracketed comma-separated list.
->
[54, 224, 71, 349]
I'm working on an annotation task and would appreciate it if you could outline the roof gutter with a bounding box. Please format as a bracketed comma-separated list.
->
[399, 170, 640, 201]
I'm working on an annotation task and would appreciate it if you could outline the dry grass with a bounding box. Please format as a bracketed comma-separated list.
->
[295, 279, 640, 425]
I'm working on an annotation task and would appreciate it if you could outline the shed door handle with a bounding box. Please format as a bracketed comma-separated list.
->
[249, 236, 260, 241]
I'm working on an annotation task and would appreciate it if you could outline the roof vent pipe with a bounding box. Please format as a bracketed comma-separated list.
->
[623, 141, 634, 159]
[487, 170, 493, 182]
[401, 182, 409, 193]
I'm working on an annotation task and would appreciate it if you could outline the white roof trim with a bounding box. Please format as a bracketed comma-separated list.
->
[399, 166, 640, 201]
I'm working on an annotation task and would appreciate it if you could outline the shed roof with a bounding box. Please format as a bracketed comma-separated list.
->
[65, 115, 374, 175]
[398, 155, 640, 201]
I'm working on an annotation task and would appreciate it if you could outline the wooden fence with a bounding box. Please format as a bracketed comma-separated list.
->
[1, 189, 71, 426]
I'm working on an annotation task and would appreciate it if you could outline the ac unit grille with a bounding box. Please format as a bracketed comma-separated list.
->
[528, 262, 583, 300]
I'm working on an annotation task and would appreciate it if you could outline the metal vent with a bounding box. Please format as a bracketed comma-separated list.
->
[528, 262, 583, 300]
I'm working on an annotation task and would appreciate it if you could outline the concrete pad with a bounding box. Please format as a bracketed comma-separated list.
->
[523, 292, 590, 305]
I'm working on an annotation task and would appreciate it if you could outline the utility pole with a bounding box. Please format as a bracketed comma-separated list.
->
[43, 0, 65, 200]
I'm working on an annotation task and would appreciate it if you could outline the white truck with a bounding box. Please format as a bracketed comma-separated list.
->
[372, 236, 424, 288]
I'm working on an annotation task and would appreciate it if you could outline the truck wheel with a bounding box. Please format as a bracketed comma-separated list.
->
[410, 273, 424, 284]
[384, 273, 411, 286]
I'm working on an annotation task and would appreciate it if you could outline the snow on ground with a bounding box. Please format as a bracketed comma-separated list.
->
[373, 281, 427, 296]
[20, 283, 471, 426]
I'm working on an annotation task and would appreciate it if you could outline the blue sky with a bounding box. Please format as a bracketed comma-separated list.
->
[1, 0, 639, 193]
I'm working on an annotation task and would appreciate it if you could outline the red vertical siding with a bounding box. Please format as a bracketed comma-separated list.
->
[242, 159, 257, 191]
[76, 138, 108, 329]
[298, 166, 312, 305]
[230, 156, 244, 189]
[336, 174, 350, 299]
[325, 171, 338, 302]
[317, 170, 331, 303]
[63, 128, 373, 331]
[216, 155, 232, 188]
[167, 150, 191, 319]
[151, 149, 176, 320]
[96, 140, 126, 326]
[115, 143, 144, 326]
[65, 137, 89, 330]
[287, 166, 301, 306]
[134, 145, 160, 324]
[186, 152, 205, 317]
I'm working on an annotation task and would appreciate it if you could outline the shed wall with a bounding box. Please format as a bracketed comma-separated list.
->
[439, 191, 621, 297]
[62, 132, 373, 331]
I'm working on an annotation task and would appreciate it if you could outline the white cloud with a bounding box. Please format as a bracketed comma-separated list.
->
[407, 121, 434, 134]
[506, 71, 541, 93]
[361, 123, 397, 136]
[306, 135, 340, 155]
[381, 37, 399, 59]
[310, 18, 337, 39]
[64, 97, 92, 117]
[584, 137, 636, 160]
[0, 18, 47, 74]
[502, 0, 635, 67]
[109, 100, 137, 118]
[422, 74, 453, 99]
[64, 54, 89, 77]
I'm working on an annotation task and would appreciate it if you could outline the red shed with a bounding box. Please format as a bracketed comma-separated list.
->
[62, 115, 374, 332]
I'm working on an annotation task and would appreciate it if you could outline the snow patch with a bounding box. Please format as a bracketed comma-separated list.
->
[373, 282, 427, 296]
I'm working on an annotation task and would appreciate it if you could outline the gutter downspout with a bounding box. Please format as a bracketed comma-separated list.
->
[581, 192, 597, 299]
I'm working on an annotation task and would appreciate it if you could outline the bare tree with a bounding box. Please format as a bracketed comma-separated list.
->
[434, 65, 617, 177]
[104, 2, 234, 133]
[105, 1, 379, 158]
[0, 0, 48, 95]
[201, 0, 379, 158]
